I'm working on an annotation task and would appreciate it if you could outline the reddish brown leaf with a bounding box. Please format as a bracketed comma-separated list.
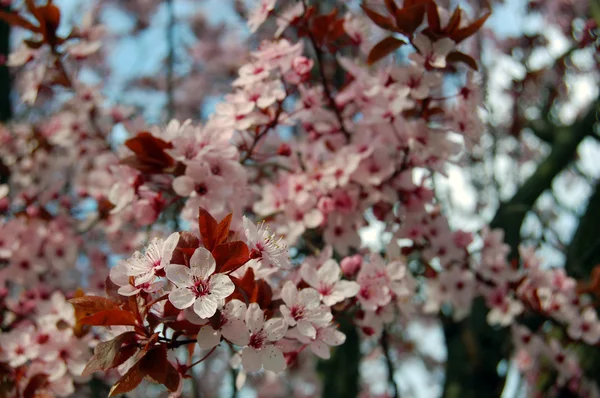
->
[452, 13, 490, 43]
[368, 36, 407, 65]
[445, 7, 462, 34]
[82, 332, 138, 376]
[124, 132, 174, 173]
[427, 1, 441, 32]
[213, 241, 250, 274]
[229, 268, 255, 304]
[69, 296, 119, 315]
[109, 358, 146, 397]
[198, 207, 219, 251]
[23, 374, 48, 398]
[171, 231, 200, 265]
[251, 279, 273, 309]
[140, 345, 181, 392]
[360, 4, 397, 31]
[216, 213, 233, 246]
[79, 309, 138, 327]
[384, 0, 400, 15]
[393, 4, 426, 35]
[0, 10, 40, 32]
[446, 51, 479, 70]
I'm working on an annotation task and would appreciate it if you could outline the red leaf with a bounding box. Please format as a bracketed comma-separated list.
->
[360, 4, 397, 31]
[446, 51, 479, 70]
[393, 3, 426, 35]
[230, 268, 255, 304]
[213, 241, 250, 274]
[109, 358, 146, 397]
[82, 332, 138, 376]
[451, 12, 490, 43]
[124, 132, 174, 173]
[79, 309, 138, 327]
[23, 374, 48, 398]
[427, 1, 440, 32]
[384, 0, 400, 15]
[445, 8, 463, 35]
[0, 10, 40, 32]
[140, 346, 181, 392]
[216, 213, 233, 246]
[171, 231, 200, 265]
[367, 36, 406, 65]
[69, 296, 119, 315]
[198, 207, 219, 251]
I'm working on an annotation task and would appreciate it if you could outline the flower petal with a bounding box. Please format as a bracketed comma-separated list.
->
[209, 274, 234, 299]
[241, 347, 262, 373]
[193, 295, 218, 319]
[264, 318, 287, 342]
[261, 345, 286, 373]
[169, 288, 195, 309]
[245, 303, 264, 334]
[197, 326, 221, 350]
[223, 319, 250, 346]
[281, 281, 298, 307]
[310, 340, 330, 359]
[318, 259, 341, 285]
[166, 264, 192, 287]
[190, 247, 216, 280]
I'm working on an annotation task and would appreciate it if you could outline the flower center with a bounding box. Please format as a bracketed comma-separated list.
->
[291, 305, 305, 321]
[249, 331, 266, 350]
[190, 278, 210, 298]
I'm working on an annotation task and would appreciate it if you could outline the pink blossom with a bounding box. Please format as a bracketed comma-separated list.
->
[241, 303, 288, 373]
[166, 247, 234, 318]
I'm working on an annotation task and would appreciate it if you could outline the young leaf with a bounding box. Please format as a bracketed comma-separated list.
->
[452, 13, 490, 43]
[23, 374, 48, 398]
[123, 132, 174, 173]
[109, 359, 147, 397]
[82, 332, 138, 376]
[198, 207, 219, 251]
[216, 213, 233, 246]
[139, 345, 181, 392]
[368, 36, 406, 65]
[69, 296, 119, 315]
[393, 3, 426, 35]
[79, 309, 138, 327]
[446, 51, 479, 70]
[213, 241, 250, 273]
[427, 1, 441, 32]
[360, 4, 397, 31]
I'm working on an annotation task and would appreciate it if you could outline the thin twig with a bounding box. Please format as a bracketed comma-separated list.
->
[301, 1, 350, 142]
[381, 329, 399, 398]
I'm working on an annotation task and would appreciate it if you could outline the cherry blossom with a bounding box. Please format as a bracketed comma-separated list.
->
[300, 259, 360, 306]
[241, 303, 288, 373]
[279, 281, 333, 338]
[166, 247, 234, 318]
[243, 216, 291, 268]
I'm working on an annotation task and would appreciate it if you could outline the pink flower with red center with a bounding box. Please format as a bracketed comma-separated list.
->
[300, 259, 360, 306]
[123, 232, 179, 285]
[197, 299, 250, 349]
[241, 303, 288, 373]
[279, 281, 332, 338]
[243, 216, 291, 268]
[166, 247, 234, 319]
[567, 307, 600, 345]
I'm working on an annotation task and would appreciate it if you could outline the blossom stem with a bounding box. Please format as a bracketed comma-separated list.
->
[188, 345, 218, 369]
[381, 329, 399, 398]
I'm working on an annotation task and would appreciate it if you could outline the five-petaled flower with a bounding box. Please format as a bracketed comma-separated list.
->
[166, 247, 235, 319]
